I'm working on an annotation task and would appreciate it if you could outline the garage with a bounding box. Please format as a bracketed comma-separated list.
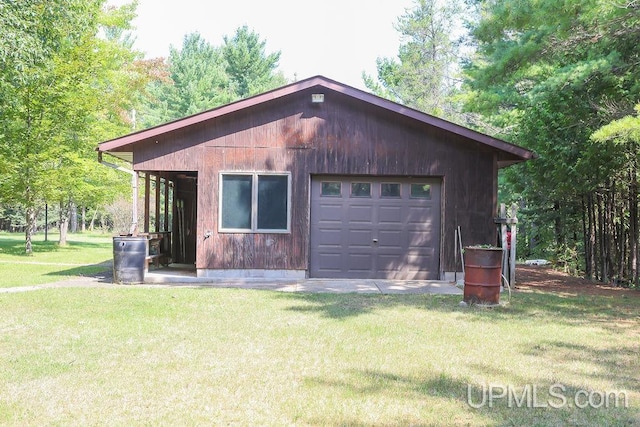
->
[310, 176, 441, 279]
[100, 76, 535, 280]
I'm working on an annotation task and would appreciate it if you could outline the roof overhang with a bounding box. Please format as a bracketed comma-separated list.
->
[102, 151, 132, 163]
[97, 75, 536, 166]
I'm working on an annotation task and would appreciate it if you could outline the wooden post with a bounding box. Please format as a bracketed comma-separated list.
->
[163, 175, 169, 231]
[499, 204, 508, 285]
[155, 173, 161, 233]
[509, 203, 518, 285]
[130, 172, 139, 235]
[144, 173, 150, 233]
[495, 204, 518, 287]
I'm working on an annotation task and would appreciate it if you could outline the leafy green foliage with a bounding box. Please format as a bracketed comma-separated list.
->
[141, 33, 232, 126]
[463, 0, 640, 281]
[140, 27, 286, 128]
[223, 25, 286, 99]
[592, 104, 640, 145]
[364, 0, 469, 119]
[0, 1, 150, 252]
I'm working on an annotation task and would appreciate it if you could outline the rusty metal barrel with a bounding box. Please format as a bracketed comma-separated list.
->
[463, 246, 503, 304]
[113, 236, 148, 284]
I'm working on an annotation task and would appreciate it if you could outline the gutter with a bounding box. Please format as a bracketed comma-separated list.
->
[98, 152, 138, 235]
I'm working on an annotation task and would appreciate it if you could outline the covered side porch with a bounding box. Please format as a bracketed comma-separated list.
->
[133, 169, 198, 274]
[99, 152, 199, 280]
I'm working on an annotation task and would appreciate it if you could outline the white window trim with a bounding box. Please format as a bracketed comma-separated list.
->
[218, 171, 292, 234]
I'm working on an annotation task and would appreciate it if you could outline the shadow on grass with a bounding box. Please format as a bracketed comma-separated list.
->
[303, 369, 639, 426]
[277, 290, 639, 331]
[278, 293, 459, 319]
[44, 261, 113, 281]
[522, 340, 640, 391]
[469, 355, 639, 406]
[306, 369, 469, 399]
[0, 236, 111, 256]
[471, 291, 640, 332]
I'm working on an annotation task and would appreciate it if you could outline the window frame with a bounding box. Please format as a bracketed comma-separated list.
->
[320, 181, 342, 197]
[410, 183, 432, 199]
[218, 171, 292, 234]
[350, 182, 372, 198]
[380, 182, 402, 198]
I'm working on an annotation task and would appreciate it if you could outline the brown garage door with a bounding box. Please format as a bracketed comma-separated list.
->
[310, 176, 441, 279]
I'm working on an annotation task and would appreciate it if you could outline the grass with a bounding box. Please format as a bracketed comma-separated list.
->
[0, 287, 638, 425]
[0, 232, 112, 288]
[0, 232, 638, 425]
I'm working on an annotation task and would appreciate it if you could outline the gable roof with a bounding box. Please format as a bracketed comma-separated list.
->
[98, 75, 536, 167]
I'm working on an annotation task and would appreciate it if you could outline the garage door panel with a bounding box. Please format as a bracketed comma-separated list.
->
[377, 229, 403, 248]
[406, 219, 435, 227]
[378, 205, 403, 224]
[316, 228, 343, 246]
[310, 177, 441, 279]
[406, 249, 435, 260]
[405, 258, 435, 276]
[378, 254, 402, 269]
[407, 206, 434, 224]
[348, 229, 373, 246]
[315, 253, 343, 273]
[406, 230, 438, 247]
[348, 205, 373, 224]
[316, 202, 344, 221]
[348, 253, 373, 271]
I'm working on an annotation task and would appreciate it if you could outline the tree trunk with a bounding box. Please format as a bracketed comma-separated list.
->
[630, 162, 639, 285]
[590, 194, 597, 279]
[89, 208, 98, 231]
[25, 206, 37, 254]
[70, 201, 78, 233]
[59, 200, 69, 246]
[617, 190, 626, 281]
[598, 192, 607, 282]
[554, 201, 563, 246]
[606, 181, 614, 282]
[582, 195, 592, 280]
[81, 206, 86, 233]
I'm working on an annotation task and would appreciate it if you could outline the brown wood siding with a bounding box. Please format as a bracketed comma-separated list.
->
[132, 88, 498, 273]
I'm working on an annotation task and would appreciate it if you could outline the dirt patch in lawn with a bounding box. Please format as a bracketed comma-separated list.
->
[515, 264, 639, 297]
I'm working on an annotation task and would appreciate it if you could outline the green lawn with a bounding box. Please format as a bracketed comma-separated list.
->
[0, 233, 638, 425]
[0, 286, 638, 425]
[0, 232, 112, 287]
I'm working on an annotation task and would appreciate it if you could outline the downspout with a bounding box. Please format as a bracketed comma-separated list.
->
[98, 152, 138, 236]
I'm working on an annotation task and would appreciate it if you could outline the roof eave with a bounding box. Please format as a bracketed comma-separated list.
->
[98, 77, 330, 152]
[97, 75, 537, 163]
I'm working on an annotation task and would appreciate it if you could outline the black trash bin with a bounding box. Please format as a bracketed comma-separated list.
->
[113, 236, 148, 284]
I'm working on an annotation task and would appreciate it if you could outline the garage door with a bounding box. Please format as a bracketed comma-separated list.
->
[310, 176, 441, 279]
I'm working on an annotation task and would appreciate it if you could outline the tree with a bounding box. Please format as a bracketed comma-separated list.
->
[223, 25, 286, 99]
[141, 27, 287, 128]
[363, 0, 468, 119]
[0, 0, 148, 252]
[141, 32, 232, 126]
[591, 104, 640, 285]
[463, 0, 640, 282]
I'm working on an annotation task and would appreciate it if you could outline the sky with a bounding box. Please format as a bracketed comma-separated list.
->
[108, 0, 416, 90]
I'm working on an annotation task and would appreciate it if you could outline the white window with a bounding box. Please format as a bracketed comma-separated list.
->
[219, 172, 291, 233]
